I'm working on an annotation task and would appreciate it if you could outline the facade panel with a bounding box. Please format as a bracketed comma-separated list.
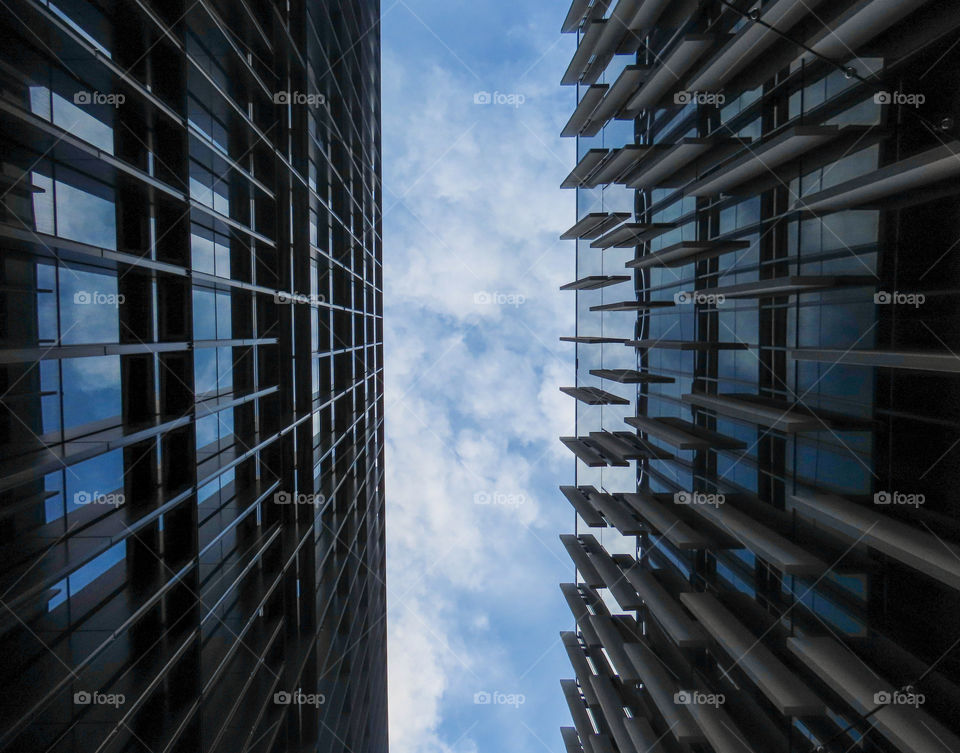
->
[0, 0, 387, 751]
[557, 2, 960, 752]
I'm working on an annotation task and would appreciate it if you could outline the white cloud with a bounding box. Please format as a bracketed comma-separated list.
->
[383, 6, 578, 751]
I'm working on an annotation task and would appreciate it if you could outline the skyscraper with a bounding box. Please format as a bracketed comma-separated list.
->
[0, 0, 386, 751]
[558, 2, 960, 752]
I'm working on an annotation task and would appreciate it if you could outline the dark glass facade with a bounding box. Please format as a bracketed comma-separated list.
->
[558, 2, 960, 752]
[0, 0, 386, 751]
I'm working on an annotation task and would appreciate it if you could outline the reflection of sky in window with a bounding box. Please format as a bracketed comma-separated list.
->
[48, 541, 125, 611]
[61, 356, 121, 428]
[47, 2, 111, 57]
[198, 468, 235, 506]
[53, 168, 117, 249]
[194, 348, 233, 394]
[196, 410, 233, 450]
[192, 288, 232, 340]
[56, 267, 119, 343]
[52, 93, 114, 153]
[46, 449, 125, 522]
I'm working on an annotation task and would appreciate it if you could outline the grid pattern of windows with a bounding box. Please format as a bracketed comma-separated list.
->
[0, 1, 386, 751]
[557, 2, 960, 752]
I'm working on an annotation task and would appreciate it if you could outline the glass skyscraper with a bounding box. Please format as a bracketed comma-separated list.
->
[0, 1, 386, 751]
[558, 1, 960, 752]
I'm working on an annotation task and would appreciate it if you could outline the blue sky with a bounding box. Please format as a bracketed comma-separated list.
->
[381, 2, 579, 751]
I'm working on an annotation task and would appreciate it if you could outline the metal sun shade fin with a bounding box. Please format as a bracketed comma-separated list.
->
[562, 19, 609, 85]
[788, 492, 960, 590]
[561, 85, 609, 137]
[559, 485, 608, 528]
[561, 148, 610, 188]
[627, 240, 751, 269]
[560, 386, 631, 405]
[561, 336, 630, 344]
[622, 641, 704, 744]
[624, 34, 719, 111]
[560, 212, 631, 240]
[560, 275, 631, 291]
[623, 566, 709, 647]
[795, 141, 960, 212]
[679, 591, 825, 715]
[561, 680, 598, 747]
[589, 615, 642, 683]
[685, 499, 827, 575]
[788, 348, 960, 373]
[590, 222, 677, 249]
[582, 65, 650, 136]
[687, 0, 830, 93]
[685, 126, 842, 197]
[590, 368, 675, 384]
[561, 632, 601, 706]
[560, 536, 606, 588]
[624, 415, 747, 451]
[588, 674, 639, 752]
[626, 339, 748, 351]
[788, 635, 960, 753]
[689, 275, 874, 300]
[560, 436, 629, 467]
[589, 299, 675, 312]
[796, 0, 934, 65]
[560, 583, 607, 648]
[619, 491, 713, 549]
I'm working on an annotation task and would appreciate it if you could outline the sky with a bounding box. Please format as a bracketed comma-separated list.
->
[380, 2, 580, 751]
